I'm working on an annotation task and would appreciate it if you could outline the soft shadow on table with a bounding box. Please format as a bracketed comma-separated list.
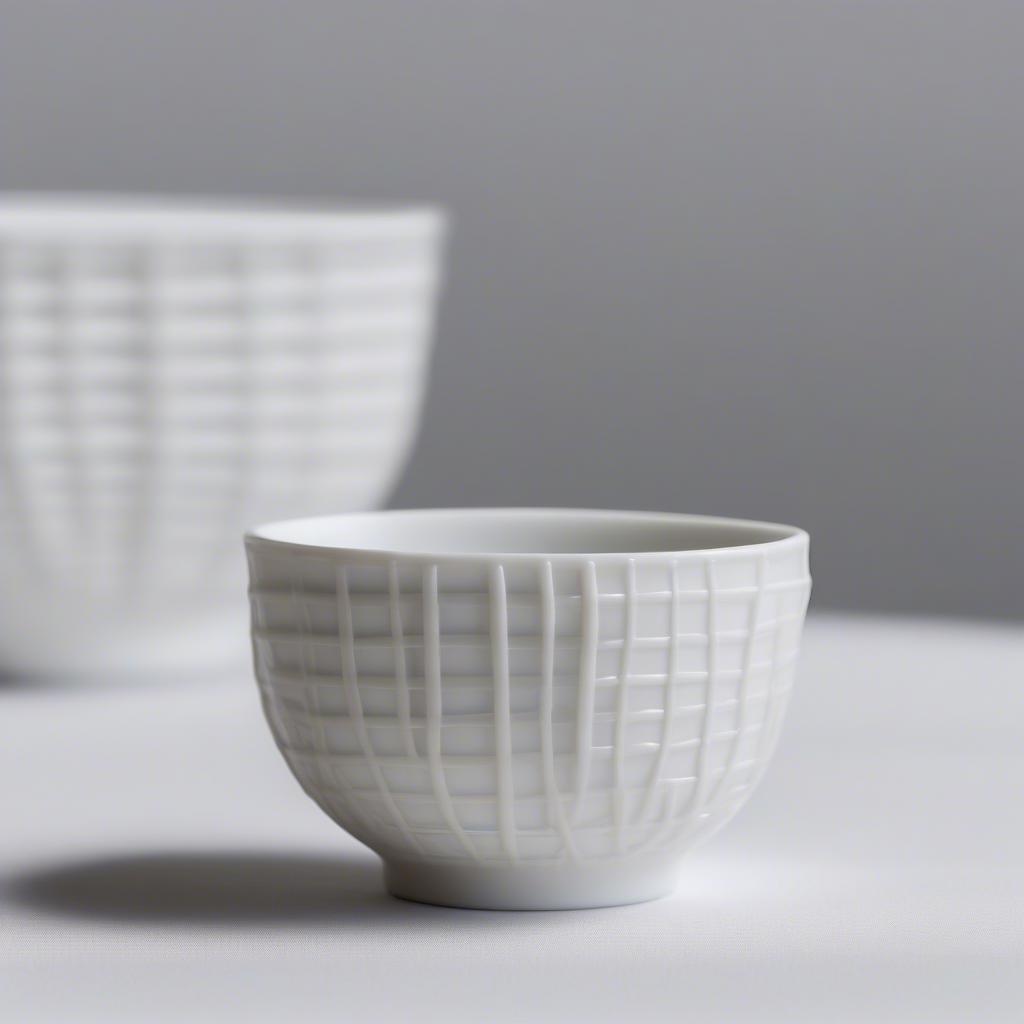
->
[0, 669, 244, 694]
[0, 671, 73, 693]
[4, 850, 531, 928]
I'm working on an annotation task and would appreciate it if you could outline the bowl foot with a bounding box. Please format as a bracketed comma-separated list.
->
[383, 856, 679, 911]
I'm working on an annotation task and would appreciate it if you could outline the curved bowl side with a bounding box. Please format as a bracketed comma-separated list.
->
[247, 527, 811, 897]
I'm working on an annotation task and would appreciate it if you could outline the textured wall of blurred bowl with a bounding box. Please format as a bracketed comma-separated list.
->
[0, 195, 446, 678]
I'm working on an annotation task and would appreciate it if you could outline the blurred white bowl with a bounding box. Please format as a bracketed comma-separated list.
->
[0, 195, 446, 677]
[246, 508, 811, 909]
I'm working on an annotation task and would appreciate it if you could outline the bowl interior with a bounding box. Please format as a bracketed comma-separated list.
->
[248, 508, 804, 558]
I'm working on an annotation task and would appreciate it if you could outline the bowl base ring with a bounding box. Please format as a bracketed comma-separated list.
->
[383, 855, 680, 911]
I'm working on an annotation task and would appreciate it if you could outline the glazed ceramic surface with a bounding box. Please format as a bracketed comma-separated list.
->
[246, 508, 811, 909]
[0, 196, 445, 676]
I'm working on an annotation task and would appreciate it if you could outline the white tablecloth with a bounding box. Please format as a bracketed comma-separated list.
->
[3, 614, 1022, 1023]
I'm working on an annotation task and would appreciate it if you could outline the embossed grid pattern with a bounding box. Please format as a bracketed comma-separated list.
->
[249, 543, 811, 864]
[0, 219, 442, 603]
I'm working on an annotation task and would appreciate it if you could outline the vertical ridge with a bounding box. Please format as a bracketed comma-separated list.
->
[423, 563, 479, 860]
[655, 558, 719, 851]
[752, 581, 811, 788]
[612, 559, 636, 852]
[539, 560, 578, 861]
[124, 244, 162, 592]
[490, 564, 518, 861]
[0, 244, 43, 579]
[747, 602, 782, 795]
[55, 248, 89, 571]
[706, 554, 765, 811]
[198, 245, 256, 590]
[337, 564, 423, 855]
[688, 558, 721, 835]
[388, 561, 418, 759]
[638, 559, 679, 829]
[571, 561, 599, 823]
[291, 562, 348, 827]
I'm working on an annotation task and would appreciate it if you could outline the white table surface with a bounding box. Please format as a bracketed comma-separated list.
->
[3, 613, 1022, 1023]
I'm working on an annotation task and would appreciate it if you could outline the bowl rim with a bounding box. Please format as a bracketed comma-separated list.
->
[245, 507, 809, 564]
[0, 192, 445, 239]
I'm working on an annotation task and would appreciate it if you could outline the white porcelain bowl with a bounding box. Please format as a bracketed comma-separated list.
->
[246, 508, 811, 909]
[0, 195, 445, 677]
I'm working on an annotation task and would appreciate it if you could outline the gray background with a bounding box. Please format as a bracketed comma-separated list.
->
[2, 0, 1021, 619]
